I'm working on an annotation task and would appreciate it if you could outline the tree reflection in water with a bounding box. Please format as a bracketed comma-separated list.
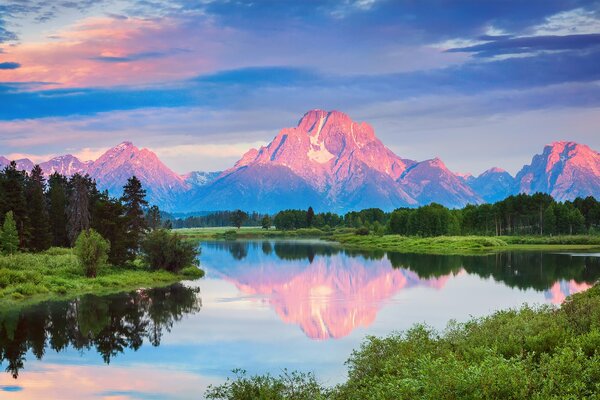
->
[0, 284, 201, 378]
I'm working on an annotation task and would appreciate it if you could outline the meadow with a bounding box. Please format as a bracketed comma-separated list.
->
[0, 247, 203, 308]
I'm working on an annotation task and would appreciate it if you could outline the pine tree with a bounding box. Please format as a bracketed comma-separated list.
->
[67, 174, 91, 245]
[145, 205, 162, 231]
[91, 192, 128, 265]
[1, 211, 20, 254]
[0, 161, 30, 247]
[121, 176, 148, 259]
[47, 173, 69, 247]
[26, 165, 51, 251]
[306, 206, 315, 227]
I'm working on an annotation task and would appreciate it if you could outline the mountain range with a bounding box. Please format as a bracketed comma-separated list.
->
[1, 110, 599, 212]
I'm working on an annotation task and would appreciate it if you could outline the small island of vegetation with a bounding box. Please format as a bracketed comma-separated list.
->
[0, 162, 203, 307]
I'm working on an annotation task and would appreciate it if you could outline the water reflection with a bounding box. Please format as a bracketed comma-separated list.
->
[204, 241, 600, 339]
[0, 284, 201, 378]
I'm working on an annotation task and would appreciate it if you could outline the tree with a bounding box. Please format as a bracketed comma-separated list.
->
[0, 161, 30, 247]
[141, 229, 199, 273]
[25, 165, 51, 251]
[543, 205, 557, 235]
[146, 205, 162, 231]
[230, 210, 248, 229]
[0, 211, 19, 254]
[91, 192, 128, 266]
[67, 174, 91, 245]
[73, 229, 110, 278]
[306, 206, 315, 227]
[47, 173, 69, 247]
[121, 176, 148, 259]
[261, 215, 271, 230]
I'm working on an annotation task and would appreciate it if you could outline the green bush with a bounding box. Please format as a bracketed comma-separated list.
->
[141, 229, 200, 273]
[74, 229, 110, 278]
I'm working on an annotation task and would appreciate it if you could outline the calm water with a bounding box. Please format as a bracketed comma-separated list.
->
[1, 239, 599, 399]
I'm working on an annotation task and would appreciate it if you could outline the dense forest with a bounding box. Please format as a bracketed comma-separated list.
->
[0, 160, 162, 264]
[271, 194, 600, 237]
[166, 210, 269, 228]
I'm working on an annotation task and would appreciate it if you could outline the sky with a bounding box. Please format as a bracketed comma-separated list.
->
[1, 0, 600, 175]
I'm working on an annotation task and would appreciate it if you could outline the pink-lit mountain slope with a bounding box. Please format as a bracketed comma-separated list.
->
[86, 142, 188, 209]
[186, 110, 481, 212]
[516, 141, 600, 201]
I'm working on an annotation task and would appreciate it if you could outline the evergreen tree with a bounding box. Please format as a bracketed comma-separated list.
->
[261, 215, 271, 230]
[47, 173, 69, 247]
[121, 176, 148, 259]
[306, 206, 315, 227]
[25, 165, 51, 251]
[91, 192, 128, 265]
[67, 174, 91, 245]
[145, 205, 162, 231]
[543, 205, 557, 235]
[1, 211, 20, 254]
[0, 162, 30, 247]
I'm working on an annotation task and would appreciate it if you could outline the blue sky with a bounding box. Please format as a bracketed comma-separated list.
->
[0, 0, 599, 174]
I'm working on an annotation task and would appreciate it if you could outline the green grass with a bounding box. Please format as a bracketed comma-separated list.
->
[175, 226, 328, 240]
[331, 234, 600, 254]
[0, 247, 204, 308]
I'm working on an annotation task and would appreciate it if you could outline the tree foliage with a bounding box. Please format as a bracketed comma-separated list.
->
[74, 229, 110, 278]
[140, 229, 200, 273]
[0, 211, 19, 254]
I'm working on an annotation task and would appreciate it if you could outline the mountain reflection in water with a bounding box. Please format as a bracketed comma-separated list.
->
[0, 284, 201, 378]
[205, 241, 600, 339]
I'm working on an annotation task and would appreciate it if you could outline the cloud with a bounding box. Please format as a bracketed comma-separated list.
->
[446, 33, 600, 58]
[0, 61, 20, 69]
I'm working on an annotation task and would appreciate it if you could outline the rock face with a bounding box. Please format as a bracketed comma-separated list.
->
[183, 171, 221, 187]
[515, 141, 600, 201]
[40, 155, 91, 177]
[85, 142, 188, 209]
[2, 115, 600, 213]
[469, 167, 516, 203]
[400, 158, 482, 208]
[188, 110, 481, 212]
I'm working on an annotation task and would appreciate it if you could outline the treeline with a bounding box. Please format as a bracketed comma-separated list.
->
[271, 193, 600, 236]
[166, 210, 269, 229]
[0, 161, 162, 264]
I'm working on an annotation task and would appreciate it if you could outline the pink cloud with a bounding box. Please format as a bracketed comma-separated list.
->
[0, 16, 231, 88]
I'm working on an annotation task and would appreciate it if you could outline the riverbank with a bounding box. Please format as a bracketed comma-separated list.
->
[174, 227, 600, 254]
[0, 247, 204, 308]
[206, 283, 600, 399]
[332, 233, 600, 254]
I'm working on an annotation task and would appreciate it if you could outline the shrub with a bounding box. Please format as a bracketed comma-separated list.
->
[355, 227, 370, 236]
[74, 229, 110, 278]
[141, 229, 200, 273]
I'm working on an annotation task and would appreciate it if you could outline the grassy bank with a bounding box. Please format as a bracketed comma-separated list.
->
[175, 227, 600, 254]
[332, 233, 600, 254]
[175, 226, 329, 240]
[207, 283, 600, 399]
[0, 247, 204, 308]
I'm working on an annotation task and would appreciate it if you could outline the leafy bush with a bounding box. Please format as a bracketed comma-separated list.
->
[206, 369, 328, 400]
[141, 229, 200, 273]
[74, 229, 110, 278]
[355, 227, 370, 236]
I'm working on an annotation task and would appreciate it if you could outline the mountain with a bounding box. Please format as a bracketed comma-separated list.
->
[86, 142, 188, 209]
[469, 167, 516, 203]
[183, 171, 221, 187]
[516, 141, 600, 201]
[400, 158, 482, 208]
[3, 115, 600, 213]
[187, 110, 481, 212]
[40, 155, 91, 177]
